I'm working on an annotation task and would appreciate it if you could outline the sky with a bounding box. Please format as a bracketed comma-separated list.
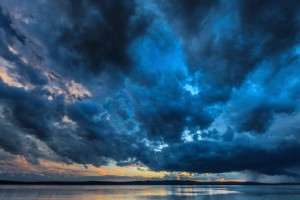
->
[0, 0, 300, 183]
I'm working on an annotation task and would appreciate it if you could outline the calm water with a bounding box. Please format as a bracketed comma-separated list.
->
[0, 185, 299, 200]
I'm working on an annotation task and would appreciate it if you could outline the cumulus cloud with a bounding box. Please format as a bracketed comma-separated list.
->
[0, 0, 300, 181]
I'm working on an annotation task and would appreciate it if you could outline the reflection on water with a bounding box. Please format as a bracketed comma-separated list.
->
[0, 185, 299, 200]
[172, 186, 239, 196]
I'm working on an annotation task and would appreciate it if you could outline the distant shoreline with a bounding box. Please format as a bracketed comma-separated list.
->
[1, 180, 300, 186]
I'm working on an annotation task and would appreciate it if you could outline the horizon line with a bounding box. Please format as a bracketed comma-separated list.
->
[1, 180, 300, 186]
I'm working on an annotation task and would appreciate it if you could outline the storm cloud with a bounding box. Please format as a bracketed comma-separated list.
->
[0, 0, 300, 181]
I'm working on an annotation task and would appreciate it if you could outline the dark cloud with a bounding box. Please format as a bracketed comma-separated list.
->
[160, 0, 300, 102]
[0, 78, 149, 167]
[0, 80, 64, 140]
[0, 6, 26, 44]
[161, 0, 220, 35]
[236, 104, 292, 133]
[133, 82, 214, 142]
[0, 0, 300, 181]
[45, 0, 152, 76]
[141, 136, 300, 176]
[238, 0, 300, 57]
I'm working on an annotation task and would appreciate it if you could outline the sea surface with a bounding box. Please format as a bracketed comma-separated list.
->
[0, 185, 299, 200]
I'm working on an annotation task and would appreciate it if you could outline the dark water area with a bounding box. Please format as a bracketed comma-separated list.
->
[0, 185, 299, 199]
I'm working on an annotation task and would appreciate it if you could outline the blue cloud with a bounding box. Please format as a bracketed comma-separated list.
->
[0, 0, 300, 180]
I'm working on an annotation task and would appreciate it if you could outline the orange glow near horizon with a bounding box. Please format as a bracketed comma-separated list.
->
[0, 155, 242, 182]
[212, 178, 241, 182]
[0, 155, 168, 180]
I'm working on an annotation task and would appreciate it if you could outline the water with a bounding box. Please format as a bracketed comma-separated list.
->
[0, 185, 299, 200]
